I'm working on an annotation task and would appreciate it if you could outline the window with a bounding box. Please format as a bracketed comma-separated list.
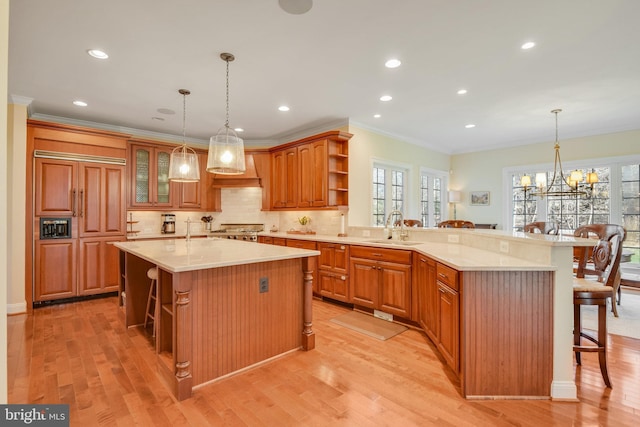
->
[622, 164, 640, 263]
[372, 163, 407, 226]
[510, 167, 611, 233]
[420, 171, 445, 227]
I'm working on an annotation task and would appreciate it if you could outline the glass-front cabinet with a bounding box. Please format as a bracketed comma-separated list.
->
[129, 143, 174, 208]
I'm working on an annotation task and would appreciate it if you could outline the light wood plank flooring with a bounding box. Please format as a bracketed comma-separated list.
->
[7, 296, 640, 426]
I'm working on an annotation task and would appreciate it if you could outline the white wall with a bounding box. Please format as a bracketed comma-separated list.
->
[347, 124, 451, 226]
[1, 0, 9, 404]
[451, 129, 640, 228]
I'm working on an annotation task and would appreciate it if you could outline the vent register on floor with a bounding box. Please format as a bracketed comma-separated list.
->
[331, 311, 407, 340]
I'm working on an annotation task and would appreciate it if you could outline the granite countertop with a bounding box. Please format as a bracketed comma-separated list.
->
[114, 238, 320, 273]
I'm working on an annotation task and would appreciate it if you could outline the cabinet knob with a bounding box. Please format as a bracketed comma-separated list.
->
[340, 276, 346, 280]
[340, 245, 345, 250]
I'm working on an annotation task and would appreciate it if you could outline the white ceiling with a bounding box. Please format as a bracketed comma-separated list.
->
[8, 0, 640, 154]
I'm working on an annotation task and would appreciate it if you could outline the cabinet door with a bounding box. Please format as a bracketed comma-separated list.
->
[297, 143, 313, 208]
[271, 148, 298, 208]
[310, 139, 328, 207]
[175, 152, 204, 209]
[333, 244, 349, 275]
[379, 262, 412, 318]
[34, 239, 77, 301]
[318, 243, 335, 270]
[416, 255, 438, 341]
[130, 144, 173, 208]
[319, 272, 349, 302]
[350, 258, 378, 308]
[437, 282, 460, 372]
[80, 163, 125, 236]
[78, 237, 121, 295]
[35, 158, 78, 216]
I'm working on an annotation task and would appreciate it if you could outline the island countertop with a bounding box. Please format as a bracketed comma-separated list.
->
[113, 238, 320, 273]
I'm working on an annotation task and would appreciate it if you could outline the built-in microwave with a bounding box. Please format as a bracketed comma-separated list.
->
[39, 217, 72, 239]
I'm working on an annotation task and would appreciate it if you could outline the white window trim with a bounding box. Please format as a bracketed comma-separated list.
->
[370, 157, 412, 226]
[419, 166, 449, 227]
[503, 154, 640, 231]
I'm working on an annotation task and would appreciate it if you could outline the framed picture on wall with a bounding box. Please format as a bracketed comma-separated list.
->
[470, 191, 490, 206]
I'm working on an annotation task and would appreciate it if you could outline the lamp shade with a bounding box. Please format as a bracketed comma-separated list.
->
[448, 190, 462, 203]
[169, 145, 200, 182]
[206, 126, 246, 174]
[520, 175, 532, 187]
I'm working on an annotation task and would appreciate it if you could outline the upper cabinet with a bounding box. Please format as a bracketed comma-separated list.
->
[129, 142, 174, 209]
[270, 130, 351, 210]
[127, 139, 220, 211]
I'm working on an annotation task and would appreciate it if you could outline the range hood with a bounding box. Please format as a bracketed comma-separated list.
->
[210, 153, 264, 187]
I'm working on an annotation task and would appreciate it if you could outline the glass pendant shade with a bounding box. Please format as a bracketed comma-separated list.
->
[168, 145, 200, 182]
[206, 126, 246, 174]
[168, 88, 200, 182]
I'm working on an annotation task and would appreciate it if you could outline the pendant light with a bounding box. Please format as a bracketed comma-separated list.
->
[207, 52, 246, 175]
[168, 89, 200, 182]
[521, 109, 598, 198]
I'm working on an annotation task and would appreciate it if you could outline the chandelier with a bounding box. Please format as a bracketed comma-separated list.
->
[206, 52, 246, 175]
[520, 109, 598, 198]
[168, 89, 200, 182]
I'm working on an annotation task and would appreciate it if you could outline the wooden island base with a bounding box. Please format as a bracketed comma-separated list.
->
[121, 253, 315, 401]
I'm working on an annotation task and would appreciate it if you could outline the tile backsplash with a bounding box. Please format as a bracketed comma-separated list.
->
[127, 187, 348, 236]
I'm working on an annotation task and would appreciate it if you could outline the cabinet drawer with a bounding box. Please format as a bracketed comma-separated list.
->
[436, 263, 459, 291]
[286, 239, 317, 250]
[350, 245, 412, 264]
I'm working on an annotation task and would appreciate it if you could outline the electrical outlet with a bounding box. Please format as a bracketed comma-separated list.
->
[362, 230, 371, 237]
[448, 234, 459, 243]
[500, 241, 509, 253]
[259, 277, 269, 293]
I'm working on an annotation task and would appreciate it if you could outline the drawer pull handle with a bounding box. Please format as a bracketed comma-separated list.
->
[438, 273, 447, 279]
[373, 253, 383, 257]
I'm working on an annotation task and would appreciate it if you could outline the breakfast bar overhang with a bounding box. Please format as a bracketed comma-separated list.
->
[114, 238, 320, 401]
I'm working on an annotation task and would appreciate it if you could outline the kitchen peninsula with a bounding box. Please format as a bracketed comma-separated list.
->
[113, 238, 320, 401]
[261, 228, 594, 401]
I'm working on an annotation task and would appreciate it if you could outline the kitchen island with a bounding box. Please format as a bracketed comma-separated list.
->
[114, 238, 320, 401]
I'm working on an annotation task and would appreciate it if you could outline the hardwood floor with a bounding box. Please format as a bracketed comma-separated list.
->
[7, 296, 640, 426]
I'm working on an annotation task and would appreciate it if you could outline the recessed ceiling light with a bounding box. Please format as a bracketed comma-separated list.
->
[234, 128, 244, 132]
[278, 105, 290, 112]
[374, 114, 381, 118]
[73, 100, 88, 107]
[385, 58, 401, 68]
[87, 49, 109, 59]
[151, 117, 165, 121]
[465, 124, 476, 129]
[379, 95, 392, 102]
[457, 89, 468, 95]
[521, 41, 535, 50]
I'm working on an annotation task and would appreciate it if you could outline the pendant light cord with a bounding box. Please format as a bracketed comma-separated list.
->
[225, 57, 230, 129]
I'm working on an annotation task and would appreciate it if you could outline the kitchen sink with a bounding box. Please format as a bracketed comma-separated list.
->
[364, 239, 424, 246]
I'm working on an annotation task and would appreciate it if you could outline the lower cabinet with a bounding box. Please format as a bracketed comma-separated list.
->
[415, 252, 460, 373]
[318, 242, 350, 302]
[349, 245, 412, 318]
[35, 236, 122, 301]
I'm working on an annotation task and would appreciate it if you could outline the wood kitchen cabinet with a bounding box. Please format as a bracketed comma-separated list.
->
[271, 147, 298, 208]
[78, 236, 122, 295]
[269, 131, 352, 210]
[435, 263, 460, 372]
[317, 242, 350, 302]
[414, 253, 438, 342]
[129, 142, 173, 209]
[29, 121, 128, 304]
[350, 245, 412, 318]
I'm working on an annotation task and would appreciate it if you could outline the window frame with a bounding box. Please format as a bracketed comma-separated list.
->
[370, 159, 411, 227]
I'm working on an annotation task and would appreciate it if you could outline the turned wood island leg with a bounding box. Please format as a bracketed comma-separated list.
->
[174, 289, 193, 400]
[302, 256, 316, 350]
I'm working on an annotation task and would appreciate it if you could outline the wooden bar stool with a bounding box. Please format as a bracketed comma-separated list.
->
[572, 224, 626, 388]
[573, 285, 613, 387]
[144, 267, 158, 337]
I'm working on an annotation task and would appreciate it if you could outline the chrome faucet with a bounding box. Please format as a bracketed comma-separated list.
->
[186, 217, 191, 242]
[385, 210, 409, 240]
